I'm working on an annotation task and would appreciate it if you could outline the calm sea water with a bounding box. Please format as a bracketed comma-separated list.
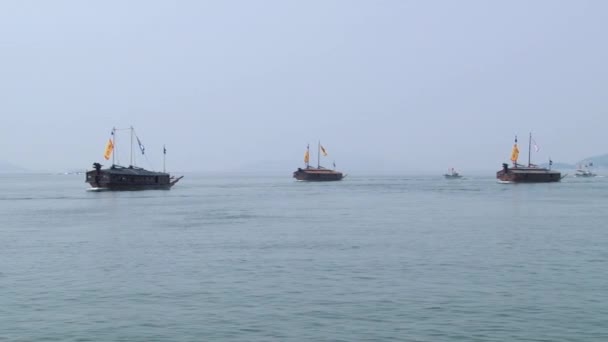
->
[1, 173, 607, 341]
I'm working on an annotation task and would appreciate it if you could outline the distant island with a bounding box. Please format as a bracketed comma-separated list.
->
[3, 153, 608, 175]
[541, 153, 608, 169]
[539, 161, 576, 169]
[575, 153, 608, 168]
[0, 160, 28, 174]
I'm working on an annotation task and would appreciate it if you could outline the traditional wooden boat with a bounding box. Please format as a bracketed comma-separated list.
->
[496, 133, 561, 183]
[86, 127, 183, 191]
[293, 142, 344, 181]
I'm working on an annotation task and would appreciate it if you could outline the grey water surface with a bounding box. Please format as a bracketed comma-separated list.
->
[1, 173, 607, 341]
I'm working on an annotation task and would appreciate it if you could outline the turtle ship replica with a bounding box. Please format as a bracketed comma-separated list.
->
[496, 133, 561, 183]
[86, 127, 183, 191]
[293, 142, 344, 181]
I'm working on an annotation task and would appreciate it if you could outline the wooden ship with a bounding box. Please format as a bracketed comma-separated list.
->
[496, 133, 561, 183]
[293, 142, 344, 181]
[86, 127, 183, 191]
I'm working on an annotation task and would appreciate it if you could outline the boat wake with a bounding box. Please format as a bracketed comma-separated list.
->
[86, 187, 109, 192]
[496, 180, 514, 184]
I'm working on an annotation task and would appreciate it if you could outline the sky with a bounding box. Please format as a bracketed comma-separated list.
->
[1, 1, 607, 174]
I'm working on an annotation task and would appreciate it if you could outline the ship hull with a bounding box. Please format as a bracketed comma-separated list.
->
[86, 165, 182, 191]
[293, 168, 343, 181]
[496, 167, 561, 183]
[86, 181, 174, 191]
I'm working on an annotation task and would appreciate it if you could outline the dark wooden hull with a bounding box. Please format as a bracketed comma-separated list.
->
[86, 181, 174, 190]
[496, 166, 561, 183]
[86, 164, 182, 190]
[293, 168, 343, 181]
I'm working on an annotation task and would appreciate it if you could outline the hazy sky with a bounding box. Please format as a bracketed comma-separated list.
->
[1, 1, 607, 173]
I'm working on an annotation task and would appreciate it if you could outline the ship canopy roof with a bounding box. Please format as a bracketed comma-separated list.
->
[96, 164, 169, 176]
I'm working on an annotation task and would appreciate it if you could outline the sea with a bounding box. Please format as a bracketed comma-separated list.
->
[1, 173, 607, 341]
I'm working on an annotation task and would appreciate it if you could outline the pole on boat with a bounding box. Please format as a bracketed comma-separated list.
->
[306, 144, 310, 168]
[528, 132, 532, 167]
[163, 145, 166, 173]
[513, 135, 518, 167]
[130, 126, 134, 167]
[112, 127, 116, 166]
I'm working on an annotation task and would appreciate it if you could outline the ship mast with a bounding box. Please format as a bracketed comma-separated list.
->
[306, 144, 309, 168]
[130, 126, 134, 167]
[112, 127, 116, 166]
[528, 132, 532, 167]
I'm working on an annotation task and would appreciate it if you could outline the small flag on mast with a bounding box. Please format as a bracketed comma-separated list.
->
[163, 145, 166, 155]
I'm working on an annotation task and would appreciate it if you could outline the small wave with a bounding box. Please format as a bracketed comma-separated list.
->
[0, 196, 82, 201]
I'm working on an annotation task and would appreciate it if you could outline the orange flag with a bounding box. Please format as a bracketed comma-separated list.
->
[103, 139, 114, 160]
[510, 144, 519, 163]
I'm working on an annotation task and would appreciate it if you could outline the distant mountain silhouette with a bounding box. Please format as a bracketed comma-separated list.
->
[232, 159, 293, 175]
[539, 161, 575, 169]
[0, 160, 28, 173]
[576, 153, 608, 168]
[538, 153, 608, 169]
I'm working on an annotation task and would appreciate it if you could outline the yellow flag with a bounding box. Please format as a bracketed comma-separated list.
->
[510, 144, 519, 163]
[304, 150, 310, 164]
[320, 145, 328, 156]
[104, 139, 114, 160]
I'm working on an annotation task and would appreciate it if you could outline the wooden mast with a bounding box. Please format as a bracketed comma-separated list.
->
[528, 132, 532, 167]
[112, 127, 116, 166]
[306, 144, 309, 168]
[130, 126, 134, 167]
